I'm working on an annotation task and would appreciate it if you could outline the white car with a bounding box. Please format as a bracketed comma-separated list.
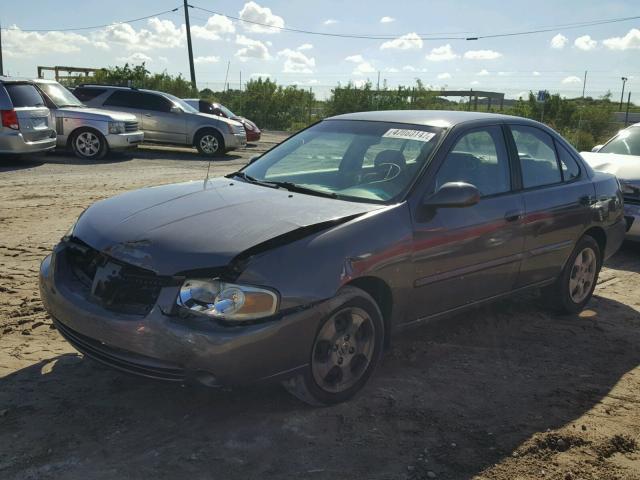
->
[581, 122, 640, 240]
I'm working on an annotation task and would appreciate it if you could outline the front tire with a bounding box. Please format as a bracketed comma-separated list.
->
[543, 235, 601, 314]
[195, 129, 224, 157]
[70, 128, 108, 160]
[283, 286, 385, 406]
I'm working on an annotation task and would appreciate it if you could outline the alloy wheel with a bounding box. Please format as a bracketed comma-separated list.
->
[75, 131, 101, 158]
[569, 247, 597, 303]
[311, 307, 376, 393]
[199, 135, 219, 154]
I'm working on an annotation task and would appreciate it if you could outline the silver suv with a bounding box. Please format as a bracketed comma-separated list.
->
[74, 85, 247, 157]
[34, 79, 144, 160]
[0, 77, 56, 155]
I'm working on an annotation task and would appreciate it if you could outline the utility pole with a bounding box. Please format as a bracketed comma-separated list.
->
[0, 22, 4, 77]
[183, 0, 197, 90]
[620, 76, 628, 110]
[625, 92, 632, 126]
[223, 60, 230, 92]
[582, 70, 587, 98]
[239, 71, 242, 91]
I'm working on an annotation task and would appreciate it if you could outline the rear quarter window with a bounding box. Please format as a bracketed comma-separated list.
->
[73, 87, 107, 102]
[4, 83, 45, 108]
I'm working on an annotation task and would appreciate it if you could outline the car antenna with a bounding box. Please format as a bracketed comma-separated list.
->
[204, 157, 213, 186]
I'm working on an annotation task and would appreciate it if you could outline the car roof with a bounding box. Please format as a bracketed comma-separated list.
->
[327, 110, 526, 128]
[0, 75, 36, 84]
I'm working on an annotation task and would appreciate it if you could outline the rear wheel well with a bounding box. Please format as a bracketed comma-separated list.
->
[346, 277, 392, 347]
[583, 226, 607, 260]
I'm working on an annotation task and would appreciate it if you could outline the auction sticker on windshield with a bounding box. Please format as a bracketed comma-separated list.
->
[382, 129, 436, 142]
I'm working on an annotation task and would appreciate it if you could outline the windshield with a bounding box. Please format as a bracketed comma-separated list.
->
[163, 93, 199, 113]
[241, 120, 443, 203]
[219, 104, 236, 118]
[38, 82, 83, 107]
[600, 126, 640, 156]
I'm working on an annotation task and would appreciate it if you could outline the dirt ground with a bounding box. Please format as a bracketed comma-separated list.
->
[1, 132, 639, 480]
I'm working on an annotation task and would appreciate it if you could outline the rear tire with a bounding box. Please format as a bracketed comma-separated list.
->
[282, 286, 385, 406]
[543, 235, 601, 314]
[195, 129, 224, 157]
[71, 128, 108, 160]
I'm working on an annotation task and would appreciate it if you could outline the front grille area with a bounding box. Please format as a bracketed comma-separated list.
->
[124, 121, 138, 132]
[54, 319, 186, 382]
[64, 239, 176, 316]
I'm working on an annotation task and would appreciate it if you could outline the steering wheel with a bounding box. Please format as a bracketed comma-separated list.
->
[359, 162, 402, 186]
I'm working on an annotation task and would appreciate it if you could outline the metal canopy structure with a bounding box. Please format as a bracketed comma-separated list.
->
[437, 90, 505, 111]
[37, 66, 103, 82]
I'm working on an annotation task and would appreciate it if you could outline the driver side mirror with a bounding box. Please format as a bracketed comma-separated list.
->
[591, 145, 603, 152]
[422, 182, 480, 209]
[170, 106, 182, 114]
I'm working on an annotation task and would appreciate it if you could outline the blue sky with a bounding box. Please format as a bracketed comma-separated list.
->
[2, 0, 639, 100]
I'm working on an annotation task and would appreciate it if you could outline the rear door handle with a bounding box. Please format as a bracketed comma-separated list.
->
[504, 210, 523, 222]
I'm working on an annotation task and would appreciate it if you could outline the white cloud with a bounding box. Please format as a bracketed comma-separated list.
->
[94, 18, 183, 51]
[344, 54, 375, 75]
[476, 69, 490, 76]
[574, 35, 597, 51]
[194, 55, 220, 64]
[425, 44, 458, 61]
[463, 49, 502, 60]
[470, 80, 480, 85]
[402, 65, 417, 72]
[158, 56, 169, 63]
[239, 1, 284, 33]
[250, 72, 271, 78]
[277, 48, 315, 73]
[292, 79, 319, 85]
[191, 14, 235, 40]
[345, 54, 365, 63]
[380, 32, 423, 50]
[116, 52, 152, 64]
[385, 67, 399, 73]
[603, 28, 640, 50]
[437, 72, 451, 80]
[235, 34, 271, 61]
[297, 43, 313, 51]
[561, 75, 582, 84]
[323, 19, 338, 25]
[353, 79, 368, 88]
[3, 26, 95, 57]
[515, 91, 530, 100]
[354, 61, 376, 75]
[551, 33, 568, 49]
[497, 71, 510, 76]
[533, 71, 541, 76]
[380, 16, 396, 23]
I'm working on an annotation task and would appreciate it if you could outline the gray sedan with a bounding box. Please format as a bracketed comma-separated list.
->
[73, 85, 246, 156]
[40, 110, 626, 405]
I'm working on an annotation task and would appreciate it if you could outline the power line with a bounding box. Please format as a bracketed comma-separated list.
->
[190, 4, 640, 42]
[0, 6, 182, 32]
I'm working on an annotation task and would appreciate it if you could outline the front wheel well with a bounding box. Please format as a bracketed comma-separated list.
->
[193, 127, 225, 147]
[66, 126, 105, 149]
[345, 276, 392, 347]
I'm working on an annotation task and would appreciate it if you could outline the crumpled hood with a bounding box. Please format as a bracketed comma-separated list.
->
[56, 107, 137, 123]
[73, 178, 382, 275]
[581, 152, 640, 181]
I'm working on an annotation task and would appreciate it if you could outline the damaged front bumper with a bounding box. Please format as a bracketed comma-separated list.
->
[39, 247, 327, 387]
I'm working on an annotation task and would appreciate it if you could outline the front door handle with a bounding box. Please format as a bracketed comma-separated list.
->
[504, 210, 523, 222]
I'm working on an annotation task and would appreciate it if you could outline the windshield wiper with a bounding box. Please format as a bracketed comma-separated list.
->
[267, 181, 338, 199]
[227, 171, 279, 188]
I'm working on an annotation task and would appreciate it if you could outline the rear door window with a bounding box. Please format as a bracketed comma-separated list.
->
[139, 93, 173, 112]
[5, 83, 45, 108]
[104, 90, 145, 108]
[511, 125, 562, 188]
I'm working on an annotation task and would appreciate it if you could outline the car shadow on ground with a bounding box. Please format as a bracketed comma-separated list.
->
[606, 240, 640, 273]
[1, 292, 639, 479]
[0, 155, 44, 172]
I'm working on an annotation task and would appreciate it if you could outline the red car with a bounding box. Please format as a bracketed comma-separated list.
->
[184, 99, 261, 142]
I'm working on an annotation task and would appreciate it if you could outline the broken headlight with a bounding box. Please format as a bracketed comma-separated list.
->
[177, 279, 278, 321]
